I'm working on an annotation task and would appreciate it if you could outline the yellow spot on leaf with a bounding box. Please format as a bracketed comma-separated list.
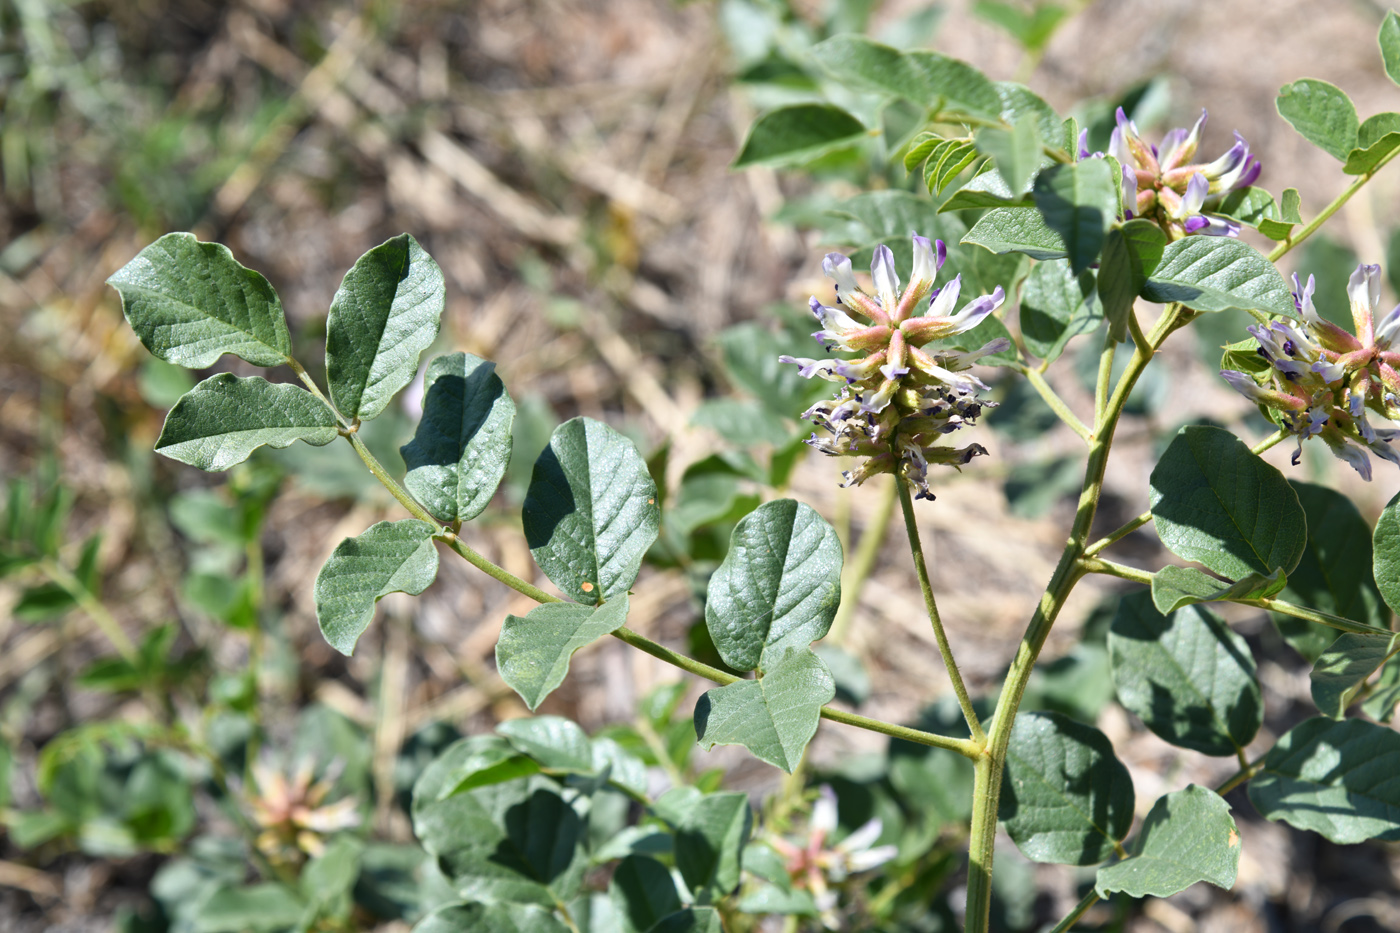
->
[1228, 828, 1239, 848]
[581, 581, 594, 593]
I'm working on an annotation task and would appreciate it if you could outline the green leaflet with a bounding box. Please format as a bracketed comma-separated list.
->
[1018, 258, 1100, 364]
[1095, 785, 1240, 898]
[810, 35, 931, 103]
[704, 498, 843, 672]
[693, 648, 835, 773]
[415, 779, 587, 908]
[657, 787, 751, 897]
[975, 114, 1042, 197]
[313, 520, 440, 655]
[1141, 237, 1297, 316]
[1311, 632, 1400, 719]
[732, 104, 867, 168]
[1214, 186, 1277, 228]
[1149, 426, 1307, 581]
[1032, 159, 1119, 275]
[1259, 188, 1302, 241]
[106, 232, 292, 369]
[961, 207, 1066, 261]
[1109, 592, 1261, 757]
[496, 597, 631, 711]
[1373, 489, 1400, 616]
[1097, 219, 1165, 341]
[193, 884, 306, 933]
[155, 374, 338, 472]
[941, 167, 1034, 211]
[1250, 717, 1400, 844]
[413, 903, 570, 933]
[522, 417, 660, 605]
[999, 711, 1134, 865]
[1150, 565, 1287, 614]
[400, 352, 516, 523]
[325, 234, 444, 422]
[610, 855, 682, 933]
[1277, 78, 1358, 161]
[410, 736, 541, 821]
[1275, 482, 1388, 663]
[1383, 11, 1400, 86]
[496, 716, 647, 798]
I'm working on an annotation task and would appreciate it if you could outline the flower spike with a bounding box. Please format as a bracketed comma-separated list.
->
[783, 234, 1004, 501]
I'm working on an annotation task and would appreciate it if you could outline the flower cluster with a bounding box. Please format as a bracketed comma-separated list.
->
[780, 235, 1007, 500]
[1220, 263, 1400, 479]
[765, 785, 898, 929]
[247, 758, 361, 864]
[1084, 107, 1260, 239]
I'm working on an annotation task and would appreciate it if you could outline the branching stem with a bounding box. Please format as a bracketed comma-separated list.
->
[1018, 365, 1091, 442]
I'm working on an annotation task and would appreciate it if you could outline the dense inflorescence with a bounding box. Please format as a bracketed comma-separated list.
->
[1220, 263, 1400, 479]
[1087, 107, 1261, 239]
[780, 234, 1007, 500]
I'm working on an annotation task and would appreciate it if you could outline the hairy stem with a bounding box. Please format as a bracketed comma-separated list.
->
[964, 303, 1182, 933]
[898, 480, 986, 745]
[1267, 143, 1400, 263]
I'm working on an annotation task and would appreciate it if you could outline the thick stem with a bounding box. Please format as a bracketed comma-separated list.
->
[898, 479, 986, 745]
[964, 304, 1181, 933]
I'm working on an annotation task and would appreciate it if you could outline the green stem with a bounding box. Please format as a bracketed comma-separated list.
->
[964, 304, 1183, 933]
[1080, 557, 1393, 636]
[1216, 758, 1263, 796]
[345, 434, 440, 524]
[897, 479, 986, 745]
[1047, 888, 1101, 933]
[41, 559, 138, 663]
[828, 476, 898, 645]
[341, 394, 980, 760]
[1093, 328, 1117, 428]
[1019, 366, 1091, 442]
[287, 357, 345, 423]
[1267, 144, 1400, 263]
[437, 533, 558, 605]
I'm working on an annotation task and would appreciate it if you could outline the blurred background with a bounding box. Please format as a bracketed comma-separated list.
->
[3, 0, 1400, 930]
